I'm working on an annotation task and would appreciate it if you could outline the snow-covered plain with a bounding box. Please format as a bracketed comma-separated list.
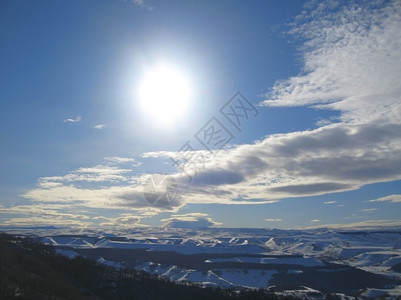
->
[3, 226, 401, 298]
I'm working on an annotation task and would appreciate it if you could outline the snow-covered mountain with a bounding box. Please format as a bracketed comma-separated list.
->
[4, 226, 401, 298]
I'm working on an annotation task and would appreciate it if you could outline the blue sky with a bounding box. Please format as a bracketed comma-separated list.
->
[1, 0, 400, 230]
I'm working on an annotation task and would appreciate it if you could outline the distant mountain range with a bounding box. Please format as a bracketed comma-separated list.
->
[1, 227, 401, 299]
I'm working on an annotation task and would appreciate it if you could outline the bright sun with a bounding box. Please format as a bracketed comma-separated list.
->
[137, 64, 192, 126]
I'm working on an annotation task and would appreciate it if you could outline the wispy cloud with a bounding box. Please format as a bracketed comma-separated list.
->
[38, 165, 132, 184]
[104, 156, 137, 165]
[304, 219, 401, 230]
[0, 204, 90, 220]
[123, 0, 153, 10]
[0, 217, 90, 227]
[63, 116, 81, 123]
[324, 201, 337, 205]
[93, 124, 106, 129]
[367, 194, 401, 203]
[22, 159, 185, 212]
[265, 218, 282, 222]
[310, 219, 320, 223]
[0, 204, 92, 227]
[361, 208, 378, 213]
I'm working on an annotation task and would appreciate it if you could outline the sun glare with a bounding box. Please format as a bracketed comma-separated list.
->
[137, 64, 192, 126]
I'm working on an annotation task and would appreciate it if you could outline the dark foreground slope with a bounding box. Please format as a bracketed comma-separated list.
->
[0, 233, 295, 300]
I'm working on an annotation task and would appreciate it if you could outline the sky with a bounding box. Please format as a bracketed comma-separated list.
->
[1, 0, 401, 230]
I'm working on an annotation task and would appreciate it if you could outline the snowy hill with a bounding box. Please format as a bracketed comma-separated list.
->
[3, 226, 401, 298]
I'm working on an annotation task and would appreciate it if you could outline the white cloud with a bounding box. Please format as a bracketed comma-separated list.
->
[23, 169, 186, 213]
[0, 204, 90, 220]
[161, 213, 222, 228]
[0, 217, 90, 227]
[93, 124, 106, 129]
[262, 0, 401, 125]
[0, 204, 92, 227]
[96, 214, 146, 228]
[166, 0, 401, 201]
[265, 218, 282, 222]
[304, 219, 401, 230]
[104, 157, 136, 164]
[310, 219, 320, 223]
[368, 194, 401, 203]
[324, 201, 336, 205]
[63, 116, 81, 123]
[361, 208, 378, 213]
[38, 165, 132, 184]
[142, 149, 214, 164]
[24, 184, 146, 207]
[170, 121, 401, 202]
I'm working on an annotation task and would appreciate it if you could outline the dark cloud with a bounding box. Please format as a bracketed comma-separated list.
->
[191, 169, 244, 186]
